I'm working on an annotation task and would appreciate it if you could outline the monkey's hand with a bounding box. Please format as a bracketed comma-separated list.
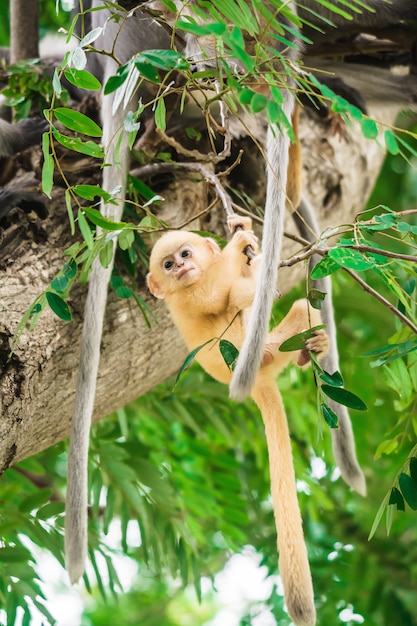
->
[231, 229, 260, 267]
[227, 214, 252, 234]
[297, 328, 330, 366]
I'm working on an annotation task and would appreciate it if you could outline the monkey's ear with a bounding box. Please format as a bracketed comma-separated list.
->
[204, 237, 221, 255]
[146, 273, 165, 299]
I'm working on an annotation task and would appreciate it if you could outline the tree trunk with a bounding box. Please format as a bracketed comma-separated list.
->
[10, 0, 39, 64]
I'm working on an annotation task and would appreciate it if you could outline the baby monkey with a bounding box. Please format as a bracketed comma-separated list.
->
[147, 216, 329, 626]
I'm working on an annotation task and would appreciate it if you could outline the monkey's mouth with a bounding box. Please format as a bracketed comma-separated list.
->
[176, 267, 195, 280]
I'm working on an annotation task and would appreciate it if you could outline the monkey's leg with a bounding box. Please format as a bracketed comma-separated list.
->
[252, 373, 316, 626]
[293, 196, 366, 496]
[262, 298, 324, 371]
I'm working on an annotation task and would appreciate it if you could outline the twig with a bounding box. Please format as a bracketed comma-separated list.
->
[131, 160, 234, 215]
[342, 268, 417, 335]
[347, 244, 417, 263]
[155, 127, 219, 163]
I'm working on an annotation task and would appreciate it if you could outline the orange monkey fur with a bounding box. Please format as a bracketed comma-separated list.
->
[147, 215, 329, 626]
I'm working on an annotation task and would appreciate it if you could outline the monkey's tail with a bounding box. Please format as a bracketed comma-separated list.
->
[294, 196, 366, 496]
[65, 257, 115, 584]
[321, 292, 367, 495]
[65, 93, 130, 584]
[251, 375, 316, 626]
[229, 93, 295, 401]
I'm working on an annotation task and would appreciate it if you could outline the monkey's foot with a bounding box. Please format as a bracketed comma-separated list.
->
[297, 328, 329, 366]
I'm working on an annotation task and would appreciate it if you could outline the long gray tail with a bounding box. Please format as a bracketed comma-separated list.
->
[294, 196, 366, 495]
[65, 94, 129, 582]
[230, 92, 295, 400]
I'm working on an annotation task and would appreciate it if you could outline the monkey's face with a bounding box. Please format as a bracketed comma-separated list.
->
[160, 243, 201, 285]
[147, 233, 221, 299]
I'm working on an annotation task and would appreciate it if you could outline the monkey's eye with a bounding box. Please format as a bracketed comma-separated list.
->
[181, 249, 191, 258]
[164, 260, 174, 271]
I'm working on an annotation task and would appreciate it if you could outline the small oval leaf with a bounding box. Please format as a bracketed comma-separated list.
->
[279, 325, 325, 352]
[409, 457, 417, 484]
[46, 292, 72, 322]
[54, 108, 102, 137]
[50, 275, 69, 294]
[399, 473, 417, 510]
[219, 339, 239, 371]
[64, 68, 101, 90]
[321, 384, 367, 411]
[328, 247, 374, 271]
[321, 403, 339, 429]
[318, 369, 344, 387]
[389, 487, 405, 511]
[310, 255, 340, 279]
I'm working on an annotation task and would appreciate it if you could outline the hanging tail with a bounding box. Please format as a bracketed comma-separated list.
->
[230, 92, 295, 400]
[251, 375, 316, 626]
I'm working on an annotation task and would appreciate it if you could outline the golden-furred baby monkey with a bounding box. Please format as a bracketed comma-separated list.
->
[147, 216, 329, 626]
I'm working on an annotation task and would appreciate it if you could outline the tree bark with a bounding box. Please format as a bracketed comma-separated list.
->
[10, 0, 39, 63]
[0, 93, 402, 470]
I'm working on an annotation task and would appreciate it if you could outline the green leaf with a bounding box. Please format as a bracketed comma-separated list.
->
[0, 546, 33, 563]
[78, 210, 93, 249]
[83, 206, 127, 230]
[399, 473, 417, 510]
[65, 188, 75, 235]
[63, 259, 77, 279]
[118, 229, 135, 250]
[50, 275, 69, 294]
[374, 438, 399, 459]
[328, 247, 374, 270]
[155, 97, 167, 131]
[36, 501, 66, 519]
[54, 107, 102, 137]
[250, 93, 268, 113]
[279, 325, 325, 352]
[104, 66, 130, 95]
[239, 88, 255, 105]
[384, 129, 399, 155]
[135, 60, 160, 83]
[360, 117, 378, 139]
[308, 288, 326, 309]
[41, 132, 54, 199]
[79, 26, 103, 48]
[219, 339, 239, 371]
[321, 384, 367, 411]
[369, 491, 391, 539]
[46, 292, 72, 322]
[64, 68, 101, 90]
[139, 49, 189, 71]
[310, 255, 340, 279]
[115, 286, 132, 299]
[53, 67, 62, 95]
[321, 403, 339, 428]
[409, 457, 417, 483]
[175, 339, 215, 386]
[318, 369, 344, 387]
[388, 487, 405, 511]
[19, 489, 52, 513]
[99, 240, 114, 268]
[73, 185, 111, 202]
[53, 129, 104, 158]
